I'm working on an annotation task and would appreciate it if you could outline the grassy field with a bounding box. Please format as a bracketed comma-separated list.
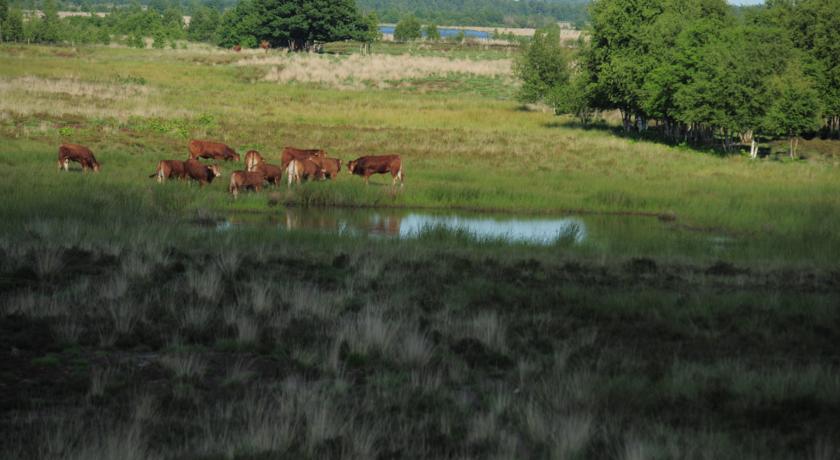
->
[1, 42, 840, 459]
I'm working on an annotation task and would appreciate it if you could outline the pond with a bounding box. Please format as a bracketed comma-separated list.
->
[378, 26, 491, 40]
[213, 207, 743, 258]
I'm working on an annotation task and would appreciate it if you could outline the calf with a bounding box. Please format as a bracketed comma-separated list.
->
[308, 156, 341, 180]
[184, 159, 221, 186]
[58, 144, 100, 173]
[287, 158, 326, 187]
[244, 150, 265, 172]
[149, 160, 187, 183]
[189, 140, 241, 162]
[229, 170, 265, 198]
[347, 155, 403, 187]
[255, 162, 284, 187]
[280, 147, 326, 174]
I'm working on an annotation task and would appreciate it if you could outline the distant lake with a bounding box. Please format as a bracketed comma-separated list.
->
[379, 26, 491, 40]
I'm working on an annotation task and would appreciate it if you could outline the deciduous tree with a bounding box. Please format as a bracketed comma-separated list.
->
[393, 15, 421, 42]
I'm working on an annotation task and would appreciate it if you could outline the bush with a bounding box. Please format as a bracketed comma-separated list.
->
[394, 16, 421, 42]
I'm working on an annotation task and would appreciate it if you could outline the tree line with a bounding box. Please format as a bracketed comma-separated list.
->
[517, 0, 840, 158]
[1, 0, 189, 47]
[0, 0, 380, 51]
[357, 0, 589, 29]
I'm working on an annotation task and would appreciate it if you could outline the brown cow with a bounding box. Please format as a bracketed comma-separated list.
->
[232, 45, 242, 52]
[244, 150, 265, 172]
[148, 160, 187, 183]
[260, 40, 271, 53]
[280, 147, 326, 174]
[189, 140, 241, 162]
[254, 162, 284, 187]
[184, 159, 221, 187]
[58, 144, 100, 173]
[308, 156, 341, 180]
[287, 158, 326, 187]
[347, 155, 403, 187]
[229, 170, 265, 198]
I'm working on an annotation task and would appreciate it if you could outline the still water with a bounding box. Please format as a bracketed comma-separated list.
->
[215, 207, 685, 248]
[378, 26, 491, 40]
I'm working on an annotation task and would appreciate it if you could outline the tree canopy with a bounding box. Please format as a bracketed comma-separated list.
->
[216, 0, 373, 50]
[393, 15, 421, 42]
[520, 0, 837, 156]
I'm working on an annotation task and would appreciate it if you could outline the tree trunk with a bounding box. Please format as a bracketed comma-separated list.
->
[750, 138, 758, 159]
[620, 110, 632, 133]
[789, 135, 795, 159]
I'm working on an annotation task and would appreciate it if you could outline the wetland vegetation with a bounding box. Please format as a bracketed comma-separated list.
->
[1, 20, 839, 460]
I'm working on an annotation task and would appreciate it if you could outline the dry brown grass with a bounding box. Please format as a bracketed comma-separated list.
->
[238, 53, 512, 89]
[0, 76, 190, 119]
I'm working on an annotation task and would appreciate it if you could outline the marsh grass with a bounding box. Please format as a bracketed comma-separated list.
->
[160, 353, 207, 379]
[251, 53, 513, 89]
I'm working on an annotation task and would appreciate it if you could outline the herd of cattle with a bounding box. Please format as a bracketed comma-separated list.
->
[57, 140, 405, 197]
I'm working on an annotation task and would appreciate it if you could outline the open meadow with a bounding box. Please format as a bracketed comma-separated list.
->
[1, 42, 840, 459]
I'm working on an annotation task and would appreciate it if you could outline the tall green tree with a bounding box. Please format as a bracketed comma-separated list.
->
[356, 11, 380, 54]
[764, 64, 823, 158]
[513, 26, 569, 105]
[393, 15, 421, 42]
[424, 23, 439, 41]
[786, 0, 840, 136]
[217, 0, 368, 50]
[188, 6, 220, 42]
[37, 0, 61, 43]
[0, 0, 8, 43]
[2, 7, 24, 42]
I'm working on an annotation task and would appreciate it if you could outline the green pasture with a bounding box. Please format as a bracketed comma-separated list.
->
[1, 43, 839, 266]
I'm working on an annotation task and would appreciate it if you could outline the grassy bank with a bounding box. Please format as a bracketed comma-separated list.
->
[1, 45, 838, 247]
[1, 220, 839, 459]
[1, 43, 840, 458]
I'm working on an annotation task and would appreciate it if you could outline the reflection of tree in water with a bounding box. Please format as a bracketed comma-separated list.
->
[368, 213, 402, 236]
[283, 209, 402, 235]
[284, 210, 340, 231]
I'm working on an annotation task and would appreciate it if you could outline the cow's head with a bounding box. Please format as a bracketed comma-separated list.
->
[209, 164, 222, 177]
[92, 161, 101, 173]
[347, 160, 356, 174]
[232, 153, 242, 162]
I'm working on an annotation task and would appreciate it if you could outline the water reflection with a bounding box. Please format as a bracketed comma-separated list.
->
[276, 208, 587, 245]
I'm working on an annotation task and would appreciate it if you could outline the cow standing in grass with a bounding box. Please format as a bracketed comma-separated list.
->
[260, 40, 271, 53]
[254, 162, 284, 187]
[280, 147, 325, 176]
[308, 156, 342, 180]
[189, 140, 241, 162]
[287, 158, 325, 187]
[244, 150, 265, 172]
[58, 144, 100, 173]
[149, 160, 187, 183]
[347, 155, 403, 187]
[184, 159, 221, 187]
[229, 170, 266, 198]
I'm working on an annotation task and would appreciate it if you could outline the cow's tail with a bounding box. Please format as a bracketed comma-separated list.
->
[287, 161, 296, 187]
[229, 174, 238, 197]
[149, 162, 163, 182]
